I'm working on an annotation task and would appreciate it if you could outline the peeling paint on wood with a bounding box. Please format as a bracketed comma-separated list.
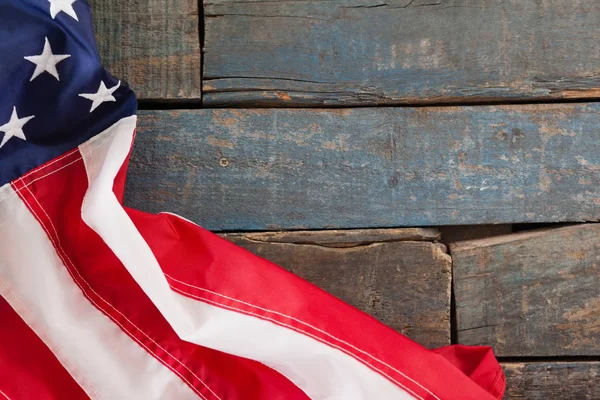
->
[203, 0, 600, 106]
[91, 0, 201, 100]
[453, 223, 600, 356]
[127, 104, 600, 230]
[503, 362, 600, 399]
[220, 229, 451, 348]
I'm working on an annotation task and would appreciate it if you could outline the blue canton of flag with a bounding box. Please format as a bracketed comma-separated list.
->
[0, 0, 136, 187]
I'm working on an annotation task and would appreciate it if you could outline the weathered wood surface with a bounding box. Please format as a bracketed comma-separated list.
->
[203, 0, 600, 107]
[91, 0, 201, 100]
[503, 362, 600, 399]
[220, 229, 451, 347]
[454, 224, 600, 357]
[127, 104, 600, 230]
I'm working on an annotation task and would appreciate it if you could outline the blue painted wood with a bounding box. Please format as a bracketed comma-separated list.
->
[91, 0, 201, 100]
[127, 104, 600, 230]
[203, 0, 600, 106]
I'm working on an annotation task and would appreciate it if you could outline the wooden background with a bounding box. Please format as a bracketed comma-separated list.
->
[92, 0, 600, 398]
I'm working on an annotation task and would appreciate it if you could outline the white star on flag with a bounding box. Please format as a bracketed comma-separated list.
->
[48, 0, 79, 21]
[79, 81, 121, 112]
[24, 37, 71, 82]
[0, 107, 35, 149]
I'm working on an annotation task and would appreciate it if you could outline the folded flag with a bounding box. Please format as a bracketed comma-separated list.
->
[0, 1, 506, 399]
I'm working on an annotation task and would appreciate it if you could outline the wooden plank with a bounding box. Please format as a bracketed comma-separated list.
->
[91, 0, 201, 100]
[127, 104, 600, 230]
[503, 362, 600, 399]
[203, 0, 600, 106]
[220, 229, 451, 348]
[453, 224, 600, 356]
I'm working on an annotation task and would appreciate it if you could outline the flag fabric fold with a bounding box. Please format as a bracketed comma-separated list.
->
[0, 1, 505, 399]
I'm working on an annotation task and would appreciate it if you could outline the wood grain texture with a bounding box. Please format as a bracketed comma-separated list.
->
[127, 104, 600, 230]
[220, 229, 451, 347]
[503, 362, 600, 399]
[453, 224, 600, 356]
[91, 0, 201, 100]
[203, 0, 600, 106]
[225, 228, 440, 247]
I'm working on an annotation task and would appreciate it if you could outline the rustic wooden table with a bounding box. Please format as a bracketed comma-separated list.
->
[92, 0, 600, 398]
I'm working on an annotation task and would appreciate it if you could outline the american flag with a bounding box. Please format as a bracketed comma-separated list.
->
[0, 1, 505, 399]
